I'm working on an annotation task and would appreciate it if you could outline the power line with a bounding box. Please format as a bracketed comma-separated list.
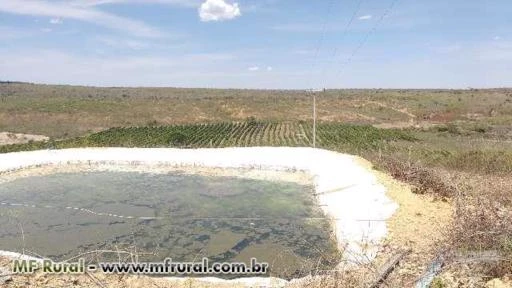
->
[304, 0, 336, 149]
[319, 0, 365, 89]
[307, 0, 399, 147]
[331, 0, 365, 59]
[334, 0, 400, 83]
[308, 0, 365, 149]
[306, 0, 337, 90]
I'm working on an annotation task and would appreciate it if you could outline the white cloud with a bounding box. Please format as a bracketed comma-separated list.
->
[271, 23, 356, 33]
[358, 15, 372, 20]
[0, 0, 163, 37]
[70, 0, 201, 8]
[494, 36, 502, 41]
[97, 37, 150, 50]
[248, 66, 259, 71]
[293, 49, 314, 55]
[49, 17, 63, 24]
[266, 66, 273, 71]
[0, 49, 239, 87]
[199, 0, 241, 22]
[71, 0, 199, 7]
[477, 41, 512, 61]
[1, 45, 511, 89]
[431, 44, 462, 54]
[271, 23, 325, 33]
[0, 26, 33, 39]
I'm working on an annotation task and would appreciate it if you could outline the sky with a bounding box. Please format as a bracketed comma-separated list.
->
[0, 0, 510, 89]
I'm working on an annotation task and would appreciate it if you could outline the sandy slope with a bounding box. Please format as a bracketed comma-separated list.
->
[0, 132, 48, 145]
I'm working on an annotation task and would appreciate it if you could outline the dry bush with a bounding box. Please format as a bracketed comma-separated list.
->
[375, 155, 512, 283]
[374, 156, 456, 199]
[286, 265, 384, 288]
[447, 173, 512, 278]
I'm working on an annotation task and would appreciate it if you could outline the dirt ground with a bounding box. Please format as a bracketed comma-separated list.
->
[353, 158, 452, 286]
[0, 132, 48, 146]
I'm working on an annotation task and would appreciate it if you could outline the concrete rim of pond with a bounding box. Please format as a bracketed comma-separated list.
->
[0, 147, 398, 282]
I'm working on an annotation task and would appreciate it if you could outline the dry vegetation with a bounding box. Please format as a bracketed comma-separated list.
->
[2, 83, 511, 138]
[1, 83, 512, 287]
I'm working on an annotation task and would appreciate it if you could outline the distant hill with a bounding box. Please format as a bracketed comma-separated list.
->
[0, 80, 30, 84]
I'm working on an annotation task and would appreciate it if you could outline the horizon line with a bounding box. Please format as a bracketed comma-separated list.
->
[1, 80, 511, 91]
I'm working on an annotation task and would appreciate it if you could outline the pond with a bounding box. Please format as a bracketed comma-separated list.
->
[0, 171, 340, 279]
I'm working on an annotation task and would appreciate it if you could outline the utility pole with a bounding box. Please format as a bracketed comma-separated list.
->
[313, 92, 316, 148]
[308, 88, 322, 148]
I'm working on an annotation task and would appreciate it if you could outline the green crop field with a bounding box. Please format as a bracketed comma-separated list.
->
[0, 121, 415, 153]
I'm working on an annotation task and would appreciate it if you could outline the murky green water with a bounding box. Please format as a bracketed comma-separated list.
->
[0, 171, 340, 278]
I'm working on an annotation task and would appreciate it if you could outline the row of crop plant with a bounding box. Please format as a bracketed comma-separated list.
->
[0, 121, 415, 154]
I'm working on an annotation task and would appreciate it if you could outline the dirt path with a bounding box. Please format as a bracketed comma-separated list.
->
[364, 100, 417, 119]
[358, 100, 422, 129]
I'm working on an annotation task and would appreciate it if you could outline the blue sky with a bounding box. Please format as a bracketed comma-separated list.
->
[0, 0, 510, 89]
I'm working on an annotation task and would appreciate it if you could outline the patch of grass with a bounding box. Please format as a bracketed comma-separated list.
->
[441, 150, 512, 174]
[431, 278, 448, 288]
[472, 124, 491, 133]
[414, 150, 512, 175]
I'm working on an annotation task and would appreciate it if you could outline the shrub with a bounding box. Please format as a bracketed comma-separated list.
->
[146, 120, 159, 127]
[446, 123, 461, 134]
[246, 116, 258, 126]
[375, 156, 455, 199]
[166, 131, 189, 146]
[472, 124, 490, 133]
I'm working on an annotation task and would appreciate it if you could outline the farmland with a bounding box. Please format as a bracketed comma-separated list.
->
[2, 83, 512, 139]
[2, 83, 511, 175]
[0, 122, 415, 154]
[0, 82, 512, 287]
